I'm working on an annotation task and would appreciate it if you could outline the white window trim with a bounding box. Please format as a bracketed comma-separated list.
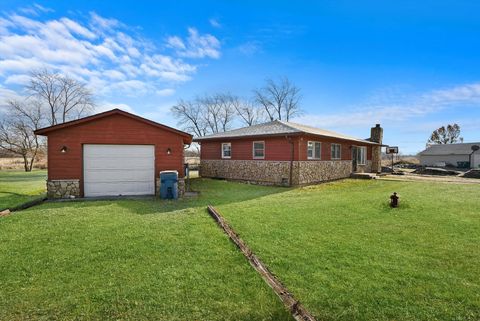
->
[357, 146, 367, 165]
[252, 141, 265, 159]
[221, 142, 231, 159]
[307, 141, 322, 160]
[331, 143, 342, 160]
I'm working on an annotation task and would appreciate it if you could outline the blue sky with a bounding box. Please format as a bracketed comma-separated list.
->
[1, 1, 479, 154]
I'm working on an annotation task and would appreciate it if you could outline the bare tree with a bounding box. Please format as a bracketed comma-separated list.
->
[171, 93, 238, 136]
[201, 93, 237, 133]
[171, 99, 208, 137]
[0, 69, 95, 170]
[233, 99, 265, 126]
[254, 77, 302, 121]
[428, 124, 462, 145]
[28, 69, 94, 125]
[0, 100, 45, 171]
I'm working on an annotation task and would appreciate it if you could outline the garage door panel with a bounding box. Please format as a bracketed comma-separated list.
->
[84, 169, 153, 183]
[85, 182, 155, 197]
[83, 144, 155, 197]
[84, 145, 154, 157]
[83, 157, 154, 170]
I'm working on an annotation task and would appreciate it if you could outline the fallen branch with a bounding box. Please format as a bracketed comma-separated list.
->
[207, 205, 317, 321]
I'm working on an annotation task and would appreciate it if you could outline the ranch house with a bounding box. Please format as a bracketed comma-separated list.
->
[194, 121, 383, 186]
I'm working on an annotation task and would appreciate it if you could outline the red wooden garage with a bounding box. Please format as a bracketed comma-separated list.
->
[34, 109, 192, 198]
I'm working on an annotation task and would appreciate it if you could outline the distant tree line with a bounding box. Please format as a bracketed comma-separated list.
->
[171, 77, 302, 137]
[0, 69, 94, 171]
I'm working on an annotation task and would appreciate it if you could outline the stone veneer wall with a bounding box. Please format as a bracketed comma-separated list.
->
[294, 160, 352, 185]
[200, 159, 361, 186]
[355, 160, 373, 173]
[47, 179, 80, 199]
[371, 146, 381, 173]
[200, 159, 291, 185]
[178, 178, 185, 197]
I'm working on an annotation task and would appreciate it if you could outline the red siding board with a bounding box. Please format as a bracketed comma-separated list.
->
[200, 134, 372, 162]
[45, 114, 186, 196]
[298, 135, 372, 161]
[200, 136, 297, 161]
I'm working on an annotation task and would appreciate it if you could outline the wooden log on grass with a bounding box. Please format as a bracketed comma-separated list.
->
[207, 205, 317, 321]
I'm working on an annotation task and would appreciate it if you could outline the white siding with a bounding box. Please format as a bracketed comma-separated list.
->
[419, 154, 469, 167]
[472, 153, 480, 168]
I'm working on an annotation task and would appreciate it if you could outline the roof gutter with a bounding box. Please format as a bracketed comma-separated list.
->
[193, 132, 378, 145]
[193, 132, 303, 142]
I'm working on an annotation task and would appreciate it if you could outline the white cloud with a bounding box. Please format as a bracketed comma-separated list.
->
[209, 18, 221, 28]
[4, 74, 31, 85]
[294, 82, 480, 130]
[0, 57, 45, 76]
[0, 9, 221, 101]
[104, 80, 152, 96]
[33, 4, 54, 14]
[95, 101, 135, 114]
[237, 41, 261, 56]
[0, 17, 14, 35]
[60, 17, 96, 39]
[89, 12, 120, 32]
[103, 69, 126, 80]
[18, 3, 54, 16]
[166, 36, 186, 50]
[156, 88, 175, 96]
[168, 28, 221, 59]
[426, 83, 480, 105]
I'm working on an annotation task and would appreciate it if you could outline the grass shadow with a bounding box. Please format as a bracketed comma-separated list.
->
[31, 178, 292, 215]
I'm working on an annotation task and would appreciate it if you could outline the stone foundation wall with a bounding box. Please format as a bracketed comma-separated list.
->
[295, 160, 353, 185]
[200, 160, 291, 185]
[200, 159, 361, 186]
[178, 178, 185, 197]
[355, 160, 373, 173]
[47, 180, 80, 199]
[371, 146, 381, 173]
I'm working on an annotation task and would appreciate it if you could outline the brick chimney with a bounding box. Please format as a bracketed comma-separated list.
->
[370, 124, 383, 173]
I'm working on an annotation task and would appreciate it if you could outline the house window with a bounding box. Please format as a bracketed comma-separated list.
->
[222, 143, 231, 159]
[253, 141, 265, 159]
[307, 141, 321, 159]
[331, 143, 341, 160]
[357, 146, 366, 165]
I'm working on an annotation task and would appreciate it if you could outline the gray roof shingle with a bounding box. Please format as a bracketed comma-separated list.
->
[418, 142, 480, 156]
[194, 120, 378, 144]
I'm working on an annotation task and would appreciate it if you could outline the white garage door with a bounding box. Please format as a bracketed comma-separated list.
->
[83, 144, 155, 197]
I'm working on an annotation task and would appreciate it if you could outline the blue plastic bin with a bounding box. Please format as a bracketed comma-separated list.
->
[160, 170, 178, 199]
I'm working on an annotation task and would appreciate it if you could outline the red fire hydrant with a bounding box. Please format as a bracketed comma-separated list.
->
[390, 192, 399, 208]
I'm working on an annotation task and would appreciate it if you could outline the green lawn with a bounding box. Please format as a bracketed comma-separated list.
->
[0, 176, 292, 321]
[1, 172, 479, 321]
[0, 170, 47, 211]
[217, 179, 480, 321]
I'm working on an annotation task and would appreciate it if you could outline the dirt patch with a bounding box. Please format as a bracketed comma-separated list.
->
[461, 169, 480, 179]
[413, 167, 462, 176]
[378, 173, 480, 184]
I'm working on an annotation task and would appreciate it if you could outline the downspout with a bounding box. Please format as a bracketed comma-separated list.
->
[287, 136, 294, 186]
[184, 142, 192, 192]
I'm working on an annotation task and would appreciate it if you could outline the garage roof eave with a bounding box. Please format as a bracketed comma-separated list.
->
[34, 109, 193, 142]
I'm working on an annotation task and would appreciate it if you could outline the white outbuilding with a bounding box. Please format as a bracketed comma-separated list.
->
[418, 142, 480, 169]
